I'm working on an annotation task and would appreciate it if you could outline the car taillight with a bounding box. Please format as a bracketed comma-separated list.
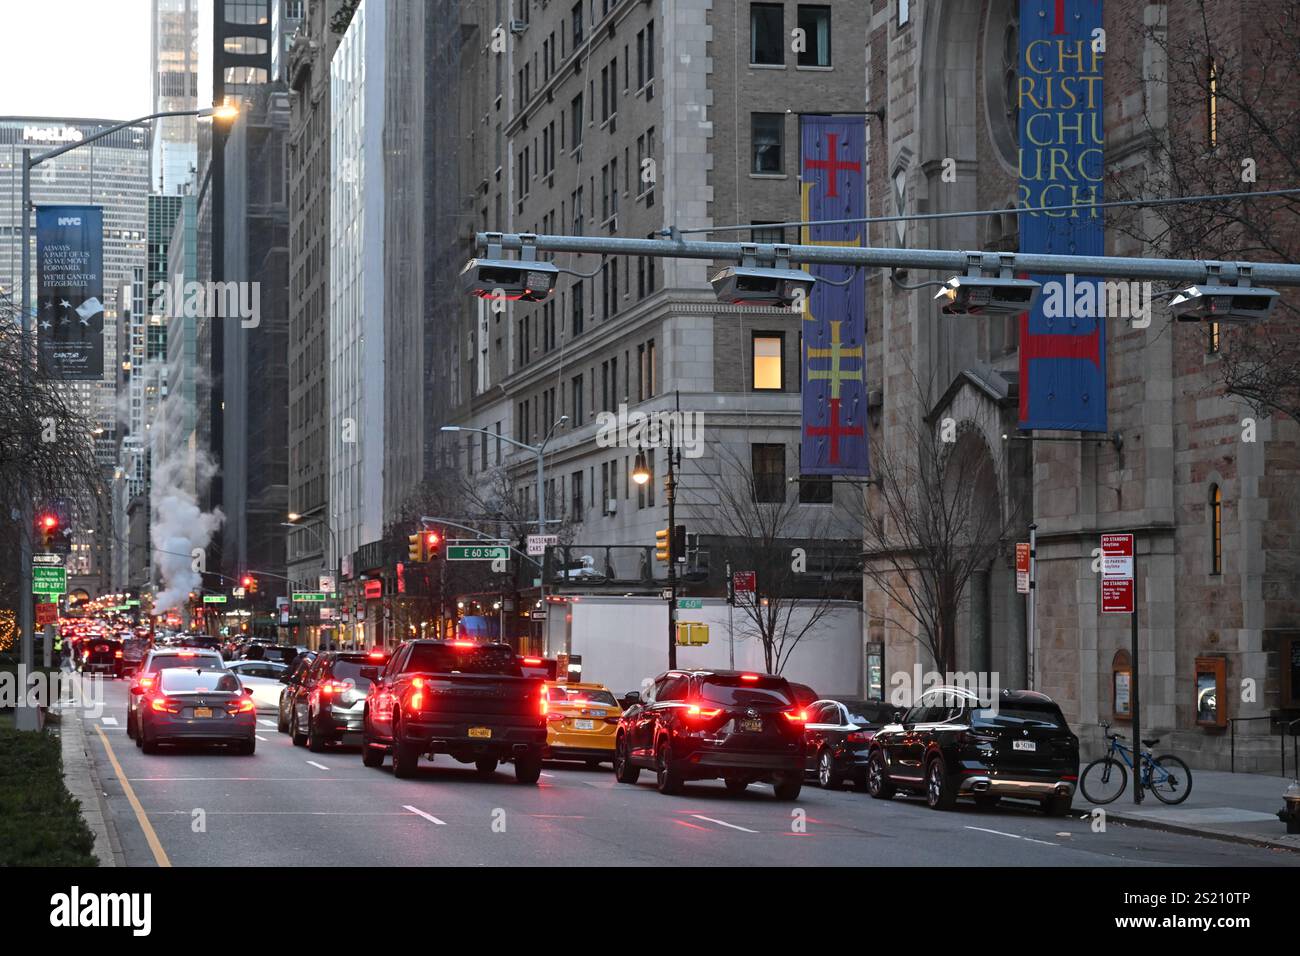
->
[547, 712, 566, 722]
[740, 674, 760, 681]
[409, 677, 424, 710]
[604, 717, 620, 725]
[150, 697, 180, 714]
[115, 650, 123, 658]
[320, 680, 348, 696]
[684, 704, 723, 720]
[782, 709, 808, 723]
[540, 693, 549, 717]
[227, 698, 256, 715]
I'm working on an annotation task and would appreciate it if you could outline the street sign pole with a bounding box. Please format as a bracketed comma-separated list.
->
[1132, 595, 1142, 805]
[1028, 524, 1037, 690]
[726, 561, 734, 669]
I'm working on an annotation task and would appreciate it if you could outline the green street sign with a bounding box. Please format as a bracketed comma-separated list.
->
[32, 566, 66, 595]
[202, 595, 228, 604]
[447, 545, 509, 561]
[125, 599, 140, 607]
[292, 592, 328, 602]
[676, 598, 703, 610]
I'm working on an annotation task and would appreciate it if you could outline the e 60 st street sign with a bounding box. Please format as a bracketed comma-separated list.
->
[292, 592, 331, 602]
[32, 566, 66, 595]
[202, 595, 228, 604]
[447, 545, 509, 561]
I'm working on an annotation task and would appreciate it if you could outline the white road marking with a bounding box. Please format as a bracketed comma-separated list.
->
[964, 825, 1059, 847]
[101, 716, 118, 726]
[540, 772, 555, 778]
[255, 735, 268, 742]
[258, 719, 277, 728]
[306, 760, 329, 771]
[403, 805, 446, 825]
[691, 814, 758, 833]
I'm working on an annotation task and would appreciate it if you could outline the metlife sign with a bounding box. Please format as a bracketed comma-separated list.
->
[23, 125, 83, 145]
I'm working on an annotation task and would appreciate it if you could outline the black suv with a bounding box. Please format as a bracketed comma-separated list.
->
[865, 687, 1079, 815]
[276, 651, 318, 733]
[614, 669, 807, 799]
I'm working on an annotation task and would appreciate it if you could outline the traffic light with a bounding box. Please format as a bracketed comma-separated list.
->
[655, 528, 669, 562]
[672, 525, 686, 562]
[36, 513, 59, 548]
[240, 574, 258, 594]
[408, 533, 424, 563]
[424, 530, 441, 559]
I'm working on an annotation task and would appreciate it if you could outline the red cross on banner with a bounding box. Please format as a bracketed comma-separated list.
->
[805, 398, 864, 466]
[802, 133, 859, 199]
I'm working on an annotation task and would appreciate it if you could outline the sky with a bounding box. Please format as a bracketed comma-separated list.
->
[0, 0, 153, 120]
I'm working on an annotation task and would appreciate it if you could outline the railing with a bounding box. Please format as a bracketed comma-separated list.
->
[1229, 715, 1300, 777]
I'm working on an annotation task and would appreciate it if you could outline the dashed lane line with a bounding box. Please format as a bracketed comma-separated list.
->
[691, 814, 758, 833]
[403, 805, 447, 825]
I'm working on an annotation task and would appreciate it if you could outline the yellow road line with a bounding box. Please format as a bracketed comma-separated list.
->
[92, 724, 172, 867]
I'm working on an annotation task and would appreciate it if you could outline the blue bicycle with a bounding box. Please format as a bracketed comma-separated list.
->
[1080, 722, 1192, 805]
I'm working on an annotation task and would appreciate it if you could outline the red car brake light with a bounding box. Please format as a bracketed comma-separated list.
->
[150, 697, 181, 714]
[409, 677, 425, 710]
[782, 709, 808, 723]
[522, 657, 542, 665]
[684, 703, 723, 720]
[227, 698, 256, 715]
[740, 674, 760, 682]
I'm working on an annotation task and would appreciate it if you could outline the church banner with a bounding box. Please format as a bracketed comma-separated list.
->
[1017, 0, 1106, 432]
[36, 205, 105, 380]
[800, 115, 869, 476]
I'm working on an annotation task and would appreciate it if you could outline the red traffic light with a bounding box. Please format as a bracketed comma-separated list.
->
[241, 575, 253, 588]
[425, 532, 440, 547]
[40, 514, 58, 530]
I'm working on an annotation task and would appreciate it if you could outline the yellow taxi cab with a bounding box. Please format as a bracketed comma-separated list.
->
[545, 682, 622, 767]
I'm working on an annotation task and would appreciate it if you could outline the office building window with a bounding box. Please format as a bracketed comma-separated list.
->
[752, 113, 784, 173]
[751, 444, 786, 502]
[797, 6, 831, 67]
[753, 334, 784, 390]
[750, 3, 784, 65]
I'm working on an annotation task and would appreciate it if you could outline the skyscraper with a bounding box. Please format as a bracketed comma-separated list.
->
[150, 0, 200, 195]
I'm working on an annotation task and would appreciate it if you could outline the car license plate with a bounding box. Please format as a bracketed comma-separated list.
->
[194, 707, 213, 719]
[468, 726, 492, 738]
[1013, 740, 1036, 751]
[574, 719, 595, 730]
[739, 718, 763, 733]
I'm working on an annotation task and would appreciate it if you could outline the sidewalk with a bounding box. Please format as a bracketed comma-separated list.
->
[1084, 769, 1300, 853]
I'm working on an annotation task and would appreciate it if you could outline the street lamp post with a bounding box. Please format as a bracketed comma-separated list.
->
[14, 105, 236, 731]
[440, 418, 567, 536]
[283, 515, 339, 646]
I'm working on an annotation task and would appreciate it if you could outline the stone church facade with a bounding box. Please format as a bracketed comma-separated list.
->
[862, 0, 1300, 771]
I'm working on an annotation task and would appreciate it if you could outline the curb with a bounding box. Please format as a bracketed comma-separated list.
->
[1100, 808, 1300, 854]
[55, 706, 122, 867]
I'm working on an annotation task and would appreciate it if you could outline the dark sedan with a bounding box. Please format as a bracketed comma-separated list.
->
[137, 667, 257, 755]
[803, 698, 893, 790]
[865, 687, 1079, 815]
[79, 638, 125, 679]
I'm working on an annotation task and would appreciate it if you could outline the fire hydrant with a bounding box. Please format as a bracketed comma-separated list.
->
[1279, 780, 1300, 835]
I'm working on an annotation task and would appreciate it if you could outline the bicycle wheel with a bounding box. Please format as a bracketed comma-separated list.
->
[1080, 756, 1127, 805]
[1147, 755, 1193, 805]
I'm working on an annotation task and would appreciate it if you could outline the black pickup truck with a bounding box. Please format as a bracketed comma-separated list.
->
[359, 640, 549, 783]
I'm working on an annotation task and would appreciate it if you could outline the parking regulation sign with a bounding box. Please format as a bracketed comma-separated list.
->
[1100, 533, 1135, 613]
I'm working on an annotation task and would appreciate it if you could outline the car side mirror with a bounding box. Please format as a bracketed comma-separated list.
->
[359, 667, 379, 681]
[243, 687, 254, 696]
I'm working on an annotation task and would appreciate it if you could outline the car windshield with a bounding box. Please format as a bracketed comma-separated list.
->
[698, 677, 792, 707]
[160, 669, 241, 693]
[971, 704, 1065, 730]
[405, 643, 522, 676]
[548, 687, 618, 706]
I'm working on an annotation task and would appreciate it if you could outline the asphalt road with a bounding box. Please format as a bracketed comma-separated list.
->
[79, 679, 1297, 867]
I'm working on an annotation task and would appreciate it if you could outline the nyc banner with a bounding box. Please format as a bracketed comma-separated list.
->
[36, 205, 104, 380]
[800, 115, 868, 476]
[1017, 0, 1106, 432]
